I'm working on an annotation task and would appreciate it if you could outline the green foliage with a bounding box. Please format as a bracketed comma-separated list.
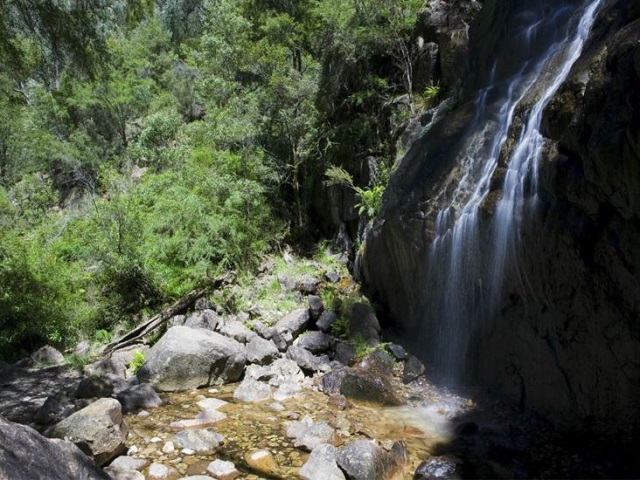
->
[130, 349, 146, 374]
[324, 165, 385, 218]
[94, 329, 113, 345]
[415, 83, 441, 111]
[331, 316, 349, 339]
[0, 0, 424, 359]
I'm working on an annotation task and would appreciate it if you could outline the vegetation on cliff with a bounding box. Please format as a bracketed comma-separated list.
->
[0, 0, 425, 359]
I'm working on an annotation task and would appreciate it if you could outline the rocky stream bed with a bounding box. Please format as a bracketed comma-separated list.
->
[1, 260, 636, 479]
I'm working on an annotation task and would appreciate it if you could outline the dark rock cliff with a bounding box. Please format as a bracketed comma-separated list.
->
[361, 0, 640, 434]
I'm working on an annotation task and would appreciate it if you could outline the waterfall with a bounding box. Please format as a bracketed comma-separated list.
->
[423, 0, 604, 385]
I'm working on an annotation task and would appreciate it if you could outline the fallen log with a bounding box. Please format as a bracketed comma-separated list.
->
[101, 272, 235, 357]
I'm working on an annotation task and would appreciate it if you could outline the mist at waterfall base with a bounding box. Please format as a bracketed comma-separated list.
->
[410, 0, 603, 388]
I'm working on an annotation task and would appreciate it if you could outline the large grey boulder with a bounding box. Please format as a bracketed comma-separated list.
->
[137, 326, 246, 391]
[46, 397, 128, 466]
[0, 415, 110, 480]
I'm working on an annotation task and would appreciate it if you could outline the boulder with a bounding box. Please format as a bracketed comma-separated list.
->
[325, 271, 341, 283]
[386, 344, 407, 361]
[0, 415, 110, 480]
[34, 395, 76, 426]
[339, 372, 402, 406]
[333, 341, 356, 365]
[46, 397, 128, 466]
[137, 326, 246, 391]
[245, 336, 279, 365]
[84, 358, 126, 379]
[286, 345, 331, 372]
[295, 274, 319, 294]
[251, 320, 274, 340]
[336, 440, 405, 480]
[272, 309, 310, 349]
[346, 302, 381, 345]
[233, 377, 273, 403]
[295, 331, 333, 353]
[31, 345, 65, 367]
[75, 375, 115, 399]
[117, 383, 162, 413]
[300, 444, 346, 480]
[316, 311, 338, 333]
[308, 295, 324, 320]
[215, 317, 256, 343]
[402, 355, 426, 384]
[185, 309, 220, 330]
[245, 358, 305, 387]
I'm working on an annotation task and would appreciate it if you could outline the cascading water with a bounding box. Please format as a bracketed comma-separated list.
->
[424, 0, 604, 385]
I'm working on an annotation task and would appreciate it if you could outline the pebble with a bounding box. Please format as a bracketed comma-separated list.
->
[150, 437, 162, 443]
[162, 441, 175, 454]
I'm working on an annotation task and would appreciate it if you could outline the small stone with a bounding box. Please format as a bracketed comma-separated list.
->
[128, 446, 139, 455]
[182, 448, 195, 455]
[150, 437, 162, 443]
[148, 463, 176, 479]
[162, 441, 175, 454]
[325, 271, 340, 283]
[207, 459, 241, 480]
[245, 450, 280, 477]
[173, 428, 224, 454]
[414, 456, 460, 479]
[385, 343, 407, 361]
[138, 410, 150, 417]
[104, 468, 145, 480]
[196, 398, 228, 411]
[109, 456, 149, 471]
[269, 402, 285, 411]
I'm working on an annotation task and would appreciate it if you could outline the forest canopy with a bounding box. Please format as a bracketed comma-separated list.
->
[0, 0, 426, 359]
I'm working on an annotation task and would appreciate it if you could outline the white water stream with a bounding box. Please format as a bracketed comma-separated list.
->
[425, 0, 604, 385]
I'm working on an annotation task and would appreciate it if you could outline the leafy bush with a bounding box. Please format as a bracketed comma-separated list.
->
[130, 349, 146, 374]
[324, 165, 385, 218]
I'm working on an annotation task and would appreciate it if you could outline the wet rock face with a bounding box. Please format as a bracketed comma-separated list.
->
[361, 1, 640, 434]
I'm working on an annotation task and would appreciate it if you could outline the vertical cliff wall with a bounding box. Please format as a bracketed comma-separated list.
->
[361, 0, 640, 433]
